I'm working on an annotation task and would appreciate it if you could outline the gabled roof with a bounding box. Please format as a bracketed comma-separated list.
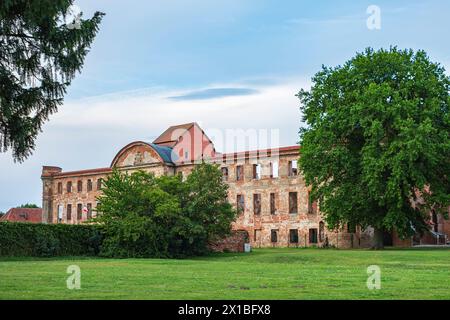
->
[152, 122, 196, 147]
[0, 208, 43, 223]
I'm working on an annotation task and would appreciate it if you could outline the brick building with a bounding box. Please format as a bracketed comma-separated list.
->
[41, 123, 449, 248]
[0, 208, 43, 223]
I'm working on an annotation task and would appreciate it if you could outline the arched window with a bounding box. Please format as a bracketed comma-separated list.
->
[87, 179, 93, 192]
[67, 181, 72, 193]
[77, 180, 83, 192]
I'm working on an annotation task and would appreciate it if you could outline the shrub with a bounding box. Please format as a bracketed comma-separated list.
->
[0, 222, 103, 257]
[96, 163, 237, 258]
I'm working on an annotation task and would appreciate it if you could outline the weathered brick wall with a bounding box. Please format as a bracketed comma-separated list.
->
[174, 164, 195, 180]
[42, 143, 174, 225]
[215, 150, 359, 248]
[43, 147, 363, 248]
[45, 172, 110, 224]
[208, 230, 249, 253]
[392, 230, 413, 247]
[44, 135, 450, 248]
[439, 211, 450, 243]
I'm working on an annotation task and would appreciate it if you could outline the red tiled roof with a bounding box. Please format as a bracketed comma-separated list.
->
[153, 122, 196, 145]
[214, 145, 300, 161]
[44, 146, 300, 177]
[0, 208, 43, 223]
[51, 167, 112, 178]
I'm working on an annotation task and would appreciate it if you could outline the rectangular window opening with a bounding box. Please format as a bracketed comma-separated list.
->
[253, 194, 261, 215]
[289, 160, 298, 176]
[221, 167, 229, 181]
[237, 194, 245, 213]
[67, 204, 72, 221]
[77, 204, 83, 220]
[253, 164, 261, 180]
[289, 229, 299, 243]
[309, 228, 318, 244]
[308, 191, 318, 214]
[236, 165, 244, 181]
[271, 229, 278, 243]
[87, 203, 92, 220]
[270, 193, 277, 215]
[289, 192, 298, 214]
[270, 162, 279, 178]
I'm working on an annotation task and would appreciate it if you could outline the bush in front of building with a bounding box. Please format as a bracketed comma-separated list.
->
[96, 163, 237, 258]
[0, 222, 103, 257]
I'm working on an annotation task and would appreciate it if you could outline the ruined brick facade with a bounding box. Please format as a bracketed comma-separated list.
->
[41, 123, 449, 248]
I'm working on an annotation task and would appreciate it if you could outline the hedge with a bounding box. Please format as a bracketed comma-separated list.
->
[0, 222, 103, 257]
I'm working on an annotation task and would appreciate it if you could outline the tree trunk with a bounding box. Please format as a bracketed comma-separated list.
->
[372, 227, 384, 250]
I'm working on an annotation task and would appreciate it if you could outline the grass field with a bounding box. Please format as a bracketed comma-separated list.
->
[0, 248, 449, 300]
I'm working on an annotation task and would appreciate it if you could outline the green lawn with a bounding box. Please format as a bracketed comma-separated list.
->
[0, 248, 449, 300]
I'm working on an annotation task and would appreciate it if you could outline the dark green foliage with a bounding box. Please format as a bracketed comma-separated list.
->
[0, 222, 103, 257]
[96, 163, 237, 258]
[0, 0, 104, 161]
[298, 47, 450, 247]
[18, 203, 39, 208]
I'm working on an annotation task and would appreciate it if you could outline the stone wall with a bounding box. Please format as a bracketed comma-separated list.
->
[208, 230, 249, 253]
[43, 132, 449, 248]
[214, 149, 360, 249]
[42, 147, 363, 248]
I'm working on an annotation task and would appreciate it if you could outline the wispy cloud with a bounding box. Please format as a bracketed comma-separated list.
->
[167, 87, 259, 101]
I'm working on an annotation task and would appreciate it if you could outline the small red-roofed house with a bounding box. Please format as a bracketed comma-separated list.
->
[0, 208, 43, 223]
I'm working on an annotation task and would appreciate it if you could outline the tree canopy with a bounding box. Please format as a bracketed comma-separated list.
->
[18, 203, 39, 208]
[0, 0, 104, 161]
[95, 163, 237, 258]
[297, 47, 450, 248]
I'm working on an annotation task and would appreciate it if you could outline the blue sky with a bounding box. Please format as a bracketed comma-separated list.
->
[1, 0, 450, 211]
[67, 0, 450, 99]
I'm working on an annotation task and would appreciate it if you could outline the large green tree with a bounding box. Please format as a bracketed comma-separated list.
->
[298, 47, 450, 248]
[96, 163, 237, 258]
[0, 0, 103, 161]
